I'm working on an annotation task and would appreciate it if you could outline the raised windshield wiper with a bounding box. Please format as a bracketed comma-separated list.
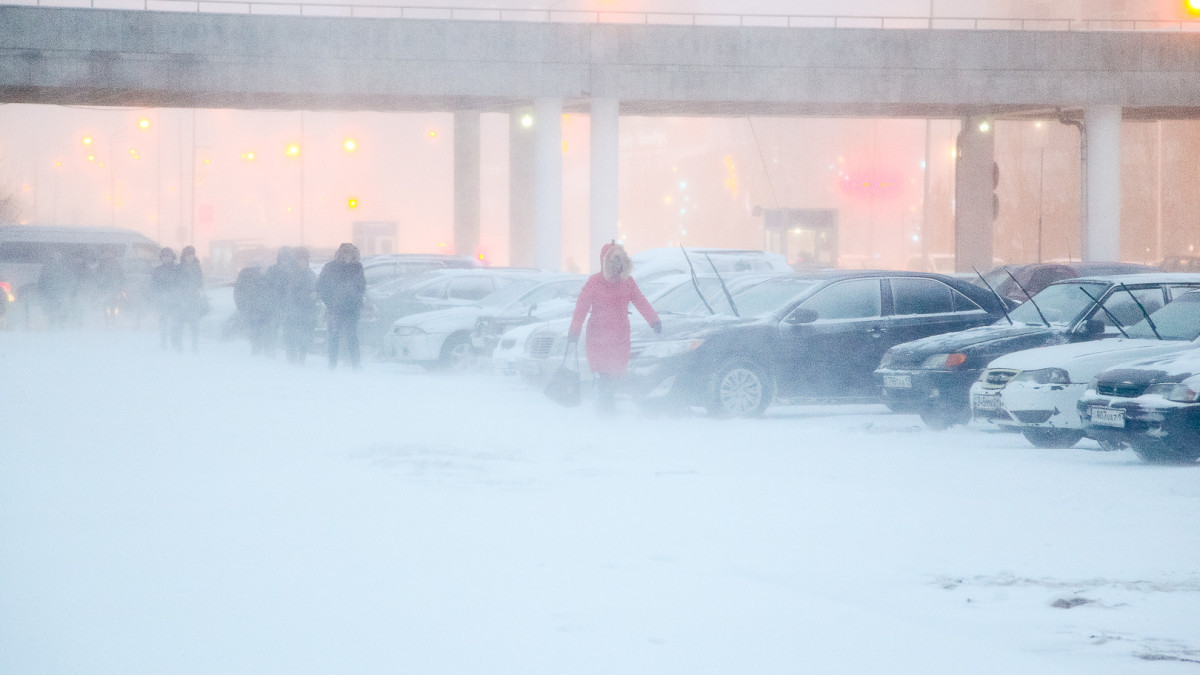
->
[679, 246, 715, 315]
[1119, 283, 1163, 340]
[972, 266, 1013, 325]
[704, 253, 740, 318]
[1076, 285, 1130, 338]
[1004, 268, 1050, 327]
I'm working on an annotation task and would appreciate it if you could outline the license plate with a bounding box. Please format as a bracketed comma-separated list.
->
[1089, 406, 1125, 428]
[973, 393, 1002, 410]
[883, 374, 911, 389]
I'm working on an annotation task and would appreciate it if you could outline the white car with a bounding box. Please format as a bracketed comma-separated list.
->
[971, 289, 1200, 448]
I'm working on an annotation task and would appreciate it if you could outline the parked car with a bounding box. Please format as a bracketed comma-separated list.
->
[469, 275, 586, 358]
[977, 261, 1156, 306]
[629, 247, 792, 283]
[384, 275, 581, 370]
[971, 289, 1200, 448]
[360, 253, 480, 287]
[624, 270, 1007, 417]
[358, 268, 542, 351]
[1079, 349, 1200, 463]
[876, 273, 1200, 428]
[491, 272, 785, 384]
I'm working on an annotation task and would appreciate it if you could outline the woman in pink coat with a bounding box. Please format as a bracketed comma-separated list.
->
[568, 243, 662, 411]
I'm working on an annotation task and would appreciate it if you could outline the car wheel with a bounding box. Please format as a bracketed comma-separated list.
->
[706, 360, 774, 417]
[1130, 439, 1200, 464]
[1095, 439, 1125, 452]
[1020, 427, 1084, 449]
[439, 334, 476, 372]
[919, 405, 970, 430]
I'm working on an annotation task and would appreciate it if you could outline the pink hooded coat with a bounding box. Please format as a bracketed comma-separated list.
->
[568, 244, 661, 375]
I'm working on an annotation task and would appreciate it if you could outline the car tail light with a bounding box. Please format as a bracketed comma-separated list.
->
[0, 282, 12, 302]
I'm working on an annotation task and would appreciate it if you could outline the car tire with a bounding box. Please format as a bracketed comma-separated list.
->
[439, 334, 475, 372]
[706, 360, 774, 417]
[1130, 439, 1200, 464]
[1020, 428, 1084, 449]
[919, 405, 970, 430]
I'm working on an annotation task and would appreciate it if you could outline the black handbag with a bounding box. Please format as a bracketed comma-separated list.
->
[543, 342, 581, 407]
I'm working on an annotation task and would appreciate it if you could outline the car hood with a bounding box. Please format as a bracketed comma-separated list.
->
[1095, 350, 1200, 386]
[991, 338, 1197, 381]
[631, 313, 758, 342]
[884, 322, 1068, 367]
[392, 306, 481, 330]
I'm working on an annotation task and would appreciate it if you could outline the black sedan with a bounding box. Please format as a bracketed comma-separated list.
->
[876, 273, 1200, 428]
[626, 271, 1008, 416]
[1079, 350, 1200, 463]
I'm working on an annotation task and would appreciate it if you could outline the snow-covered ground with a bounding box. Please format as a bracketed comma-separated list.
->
[2, 329, 1198, 674]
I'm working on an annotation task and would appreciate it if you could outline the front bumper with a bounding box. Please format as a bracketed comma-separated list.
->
[384, 331, 445, 363]
[875, 367, 980, 414]
[1079, 395, 1200, 447]
[994, 381, 1086, 430]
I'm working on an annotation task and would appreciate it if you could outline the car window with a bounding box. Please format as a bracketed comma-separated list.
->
[522, 279, 584, 306]
[729, 277, 821, 317]
[797, 278, 882, 320]
[891, 277, 955, 315]
[1126, 291, 1200, 340]
[1006, 281, 1107, 326]
[1166, 284, 1200, 301]
[1091, 287, 1165, 330]
[446, 276, 495, 301]
[364, 263, 396, 286]
[414, 278, 449, 300]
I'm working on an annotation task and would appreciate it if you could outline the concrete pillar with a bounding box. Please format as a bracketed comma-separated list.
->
[1085, 106, 1122, 261]
[533, 97, 563, 272]
[508, 106, 536, 268]
[589, 98, 620, 273]
[453, 110, 481, 260]
[953, 117, 996, 273]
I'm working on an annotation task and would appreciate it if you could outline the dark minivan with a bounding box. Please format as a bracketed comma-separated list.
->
[627, 270, 1009, 416]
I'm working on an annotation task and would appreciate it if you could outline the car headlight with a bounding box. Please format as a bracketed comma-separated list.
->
[1012, 368, 1071, 385]
[921, 352, 967, 369]
[391, 325, 426, 337]
[878, 351, 895, 368]
[1145, 379, 1200, 402]
[639, 339, 704, 359]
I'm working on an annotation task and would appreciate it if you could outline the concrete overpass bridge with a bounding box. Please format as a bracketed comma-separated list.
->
[3, 4, 1200, 269]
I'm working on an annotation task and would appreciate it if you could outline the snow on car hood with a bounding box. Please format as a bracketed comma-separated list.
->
[989, 337, 1200, 381]
[391, 306, 482, 331]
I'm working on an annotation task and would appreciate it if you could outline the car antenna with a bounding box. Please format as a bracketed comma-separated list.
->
[679, 246, 716, 315]
[1119, 282, 1163, 340]
[971, 266, 1013, 325]
[1003, 268, 1051, 327]
[703, 253, 740, 317]
[1076, 285, 1130, 338]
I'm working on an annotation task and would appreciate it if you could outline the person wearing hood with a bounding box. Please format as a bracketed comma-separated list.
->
[567, 242, 661, 411]
[172, 245, 206, 352]
[316, 242, 366, 369]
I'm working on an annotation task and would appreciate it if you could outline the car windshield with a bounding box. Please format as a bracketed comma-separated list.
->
[1126, 291, 1200, 340]
[725, 276, 821, 318]
[369, 274, 432, 298]
[476, 278, 544, 309]
[1003, 281, 1108, 326]
[653, 277, 734, 315]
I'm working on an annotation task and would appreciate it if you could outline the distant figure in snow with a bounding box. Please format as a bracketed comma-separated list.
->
[234, 265, 272, 356]
[567, 242, 661, 412]
[38, 248, 78, 329]
[173, 245, 206, 352]
[150, 247, 181, 349]
[281, 247, 318, 365]
[317, 242, 366, 370]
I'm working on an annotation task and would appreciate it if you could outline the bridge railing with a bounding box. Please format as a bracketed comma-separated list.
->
[4, 0, 1200, 32]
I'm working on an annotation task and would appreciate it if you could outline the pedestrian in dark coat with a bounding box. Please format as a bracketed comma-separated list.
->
[567, 242, 661, 411]
[38, 249, 77, 329]
[173, 245, 205, 352]
[281, 247, 318, 364]
[316, 242, 366, 369]
[234, 265, 274, 355]
[150, 247, 181, 348]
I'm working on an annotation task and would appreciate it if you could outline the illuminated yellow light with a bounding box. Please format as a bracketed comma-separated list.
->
[242, 152, 256, 161]
[520, 114, 533, 128]
[562, 141, 569, 152]
[82, 137, 92, 145]
[1188, 0, 1200, 16]
[347, 198, 358, 208]
[979, 121, 991, 133]
[428, 130, 438, 138]
[138, 119, 150, 129]
[87, 155, 95, 161]
[286, 144, 300, 156]
[344, 139, 357, 151]
[129, 149, 137, 155]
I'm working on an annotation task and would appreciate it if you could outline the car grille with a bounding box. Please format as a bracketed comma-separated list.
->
[1097, 382, 1146, 398]
[527, 335, 557, 359]
[980, 368, 1019, 389]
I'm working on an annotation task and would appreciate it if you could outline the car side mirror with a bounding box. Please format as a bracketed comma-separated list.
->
[1075, 318, 1105, 338]
[786, 308, 818, 325]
